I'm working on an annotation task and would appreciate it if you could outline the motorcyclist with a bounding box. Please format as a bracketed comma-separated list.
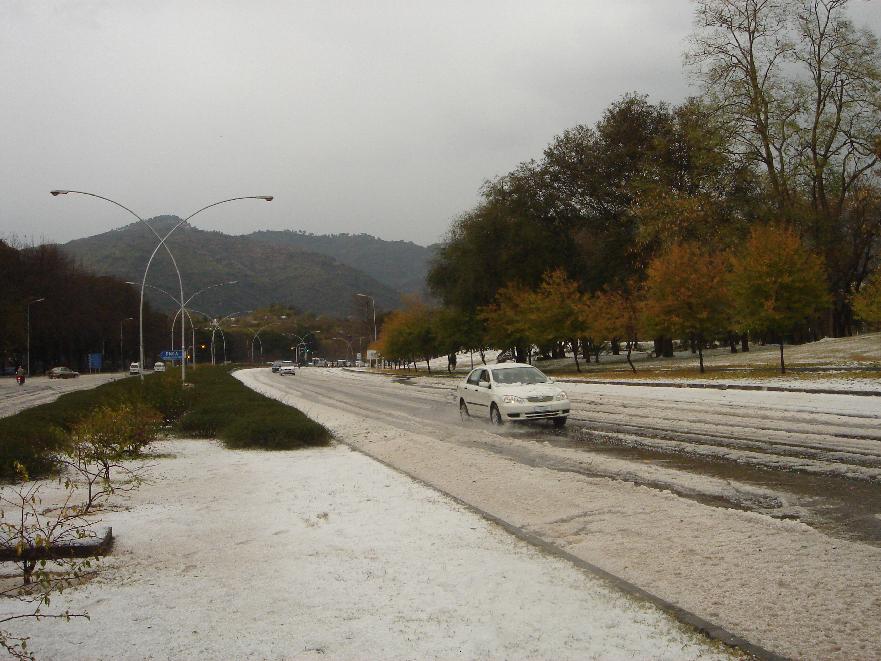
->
[15, 366, 25, 386]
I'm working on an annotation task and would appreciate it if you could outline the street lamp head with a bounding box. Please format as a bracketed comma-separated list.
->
[259, 196, 274, 202]
[355, 293, 367, 298]
[49, 190, 69, 196]
[31, 297, 46, 304]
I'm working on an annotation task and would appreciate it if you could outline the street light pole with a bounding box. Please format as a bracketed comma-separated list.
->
[120, 317, 133, 371]
[356, 293, 376, 343]
[26, 298, 45, 377]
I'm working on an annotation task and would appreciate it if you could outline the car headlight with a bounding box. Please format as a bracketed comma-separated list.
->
[554, 392, 567, 401]
[502, 395, 527, 404]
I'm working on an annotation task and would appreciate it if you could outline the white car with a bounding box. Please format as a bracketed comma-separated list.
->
[456, 363, 570, 428]
[154, 361, 166, 372]
[129, 362, 140, 375]
[279, 362, 296, 376]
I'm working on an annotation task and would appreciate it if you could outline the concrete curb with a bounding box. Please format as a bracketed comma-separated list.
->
[335, 438, 786, 661]
[557, 378, 881, 397]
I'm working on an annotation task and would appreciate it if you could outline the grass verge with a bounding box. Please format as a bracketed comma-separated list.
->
[178, 366, 330, 450]
[1, 366, 329, 479]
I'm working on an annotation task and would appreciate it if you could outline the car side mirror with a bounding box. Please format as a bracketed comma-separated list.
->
[547, 378, 555, 384]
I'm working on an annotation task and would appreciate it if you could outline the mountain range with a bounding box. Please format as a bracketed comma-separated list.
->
[62, 217, 437, 318]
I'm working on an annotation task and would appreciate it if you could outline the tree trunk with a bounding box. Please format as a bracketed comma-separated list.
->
[779, 339, 786, 374]
[611, 339, 620, 355]
[572, 339, 580, 373]
[479, 350, 486, 365]
[741, 333, 750, 352]
[697, 334, 705, 373]
[425, 357, 431, 374]
[626, 341, 636, 373]
[728, 333, 738, 353]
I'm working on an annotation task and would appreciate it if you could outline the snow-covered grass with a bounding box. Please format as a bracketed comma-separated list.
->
[4, 439, 729, 660]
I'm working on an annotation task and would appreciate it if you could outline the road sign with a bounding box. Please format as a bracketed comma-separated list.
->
[88, 353, 102, 370]
[160, 350, 183, 361]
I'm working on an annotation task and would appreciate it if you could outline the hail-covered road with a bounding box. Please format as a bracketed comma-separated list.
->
[240, 366, 881, 659]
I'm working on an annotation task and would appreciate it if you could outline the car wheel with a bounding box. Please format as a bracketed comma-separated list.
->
[552, 417, 567, 429]
[490, 403, 504, 426]
[459, 399, 470, 423]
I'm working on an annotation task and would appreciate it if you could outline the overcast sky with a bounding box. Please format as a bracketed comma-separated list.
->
[2, 1, 879, 247]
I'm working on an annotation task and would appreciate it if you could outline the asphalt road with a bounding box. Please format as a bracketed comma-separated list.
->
[266, 367, 881, 545]
[0, 372, 128, 418]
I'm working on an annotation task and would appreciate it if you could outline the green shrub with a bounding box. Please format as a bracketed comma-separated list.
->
[179, 366, 330, 450]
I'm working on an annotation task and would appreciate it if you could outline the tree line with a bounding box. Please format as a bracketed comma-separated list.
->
[0, 240, 170, 373]
[384, 0, 881, 372]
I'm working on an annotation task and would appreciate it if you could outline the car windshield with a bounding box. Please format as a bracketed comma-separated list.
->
[491, 367, 548, 385]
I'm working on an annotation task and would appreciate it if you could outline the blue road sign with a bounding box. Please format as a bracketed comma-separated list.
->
[160, 350, 184, 361]
[88, 353, 102, 370]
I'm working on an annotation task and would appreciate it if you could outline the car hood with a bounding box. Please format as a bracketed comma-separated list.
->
[493, 384, 565, 398]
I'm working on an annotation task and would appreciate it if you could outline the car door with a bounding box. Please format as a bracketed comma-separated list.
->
[461, 369, 483, 408]
[472, 369, 493, 410]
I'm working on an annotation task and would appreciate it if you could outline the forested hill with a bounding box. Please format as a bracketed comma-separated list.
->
[247, 230, 437, 295]
[61, 217, 402, 317]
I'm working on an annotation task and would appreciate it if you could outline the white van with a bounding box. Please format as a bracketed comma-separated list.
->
[129, 362, 140, 375]
[154, 361, 166, 372]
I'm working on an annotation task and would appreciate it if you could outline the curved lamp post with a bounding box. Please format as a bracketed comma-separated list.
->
[26, 297, 45, 376]
[287, 330, 320, 364]
[52, 191, 272, 382]
[331, 336, 354, 362]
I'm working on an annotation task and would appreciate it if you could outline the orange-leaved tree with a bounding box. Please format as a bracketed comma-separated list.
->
[642, 242, 730, 373]
[587, 285, 641, 372]
[852, 271, 881, 328]
[527, 269, 590, 371]
[729, 225, 830, 373]
[479, 282, 537, 363]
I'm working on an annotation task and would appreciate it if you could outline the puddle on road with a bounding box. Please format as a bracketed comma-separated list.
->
[506, 424, 881, 547]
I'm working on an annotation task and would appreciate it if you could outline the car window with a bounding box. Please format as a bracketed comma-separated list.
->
[466, 370, 480, 385]
[491, 367, 548, 385]
[479, 370, 490, 383]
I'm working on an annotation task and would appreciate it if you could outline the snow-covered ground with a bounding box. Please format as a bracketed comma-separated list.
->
[404, 333, 881, 378]
[239, 367, 881, 659]
[4, 439, 729, 660]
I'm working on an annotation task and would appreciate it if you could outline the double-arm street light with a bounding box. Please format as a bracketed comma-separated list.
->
[355, 293, 377, 343]
[129, 280, 238, 369]
[26, 297, 45, 376]
[52, 190, 272, 382]
[287, 330, 320, 364]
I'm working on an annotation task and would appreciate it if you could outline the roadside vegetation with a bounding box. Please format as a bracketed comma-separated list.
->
[0, 367, 328, 481]
[377, 0, 881, 377]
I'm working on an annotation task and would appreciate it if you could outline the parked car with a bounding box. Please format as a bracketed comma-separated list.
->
[271, 360, 283, 373]
[47, 366, 80, 379]
[129, 362, 141, 375]
[154, 361, 166, 372]
[456, 363, 569, 428]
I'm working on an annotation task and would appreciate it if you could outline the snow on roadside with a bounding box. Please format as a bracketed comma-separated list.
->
[238, 368, 881, 659]
[6, 438, 729, 660]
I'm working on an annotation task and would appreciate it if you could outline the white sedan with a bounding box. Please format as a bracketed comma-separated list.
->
[456, 363, 570, 428]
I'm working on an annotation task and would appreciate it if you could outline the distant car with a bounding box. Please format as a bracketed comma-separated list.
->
[456, 362, 569, 428]
[47, 366, 79, 379]
[129, 362, 141, 375]
[279, 364, 296, 376]
[154, 361, 166, 372]
[271, 361, 283, 373]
